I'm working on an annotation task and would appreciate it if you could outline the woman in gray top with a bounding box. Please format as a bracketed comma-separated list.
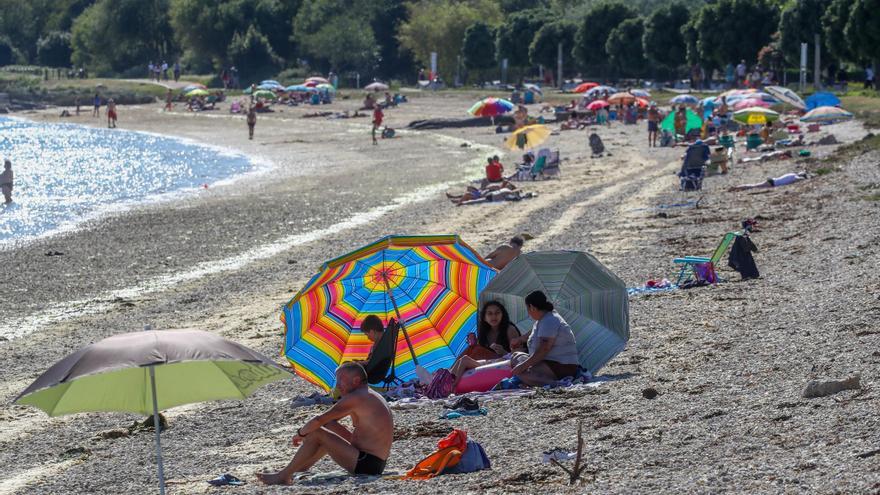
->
[509, 290, 580, 386]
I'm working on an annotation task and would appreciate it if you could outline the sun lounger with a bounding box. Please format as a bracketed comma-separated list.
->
[673, 231, 741, 285]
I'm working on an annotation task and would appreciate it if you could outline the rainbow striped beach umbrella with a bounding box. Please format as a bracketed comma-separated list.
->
[282, 235, 496, 391]
[468, 97, 514, 117]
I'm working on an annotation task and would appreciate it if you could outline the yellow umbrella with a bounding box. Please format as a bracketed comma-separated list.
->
[506, 124, 551, 150]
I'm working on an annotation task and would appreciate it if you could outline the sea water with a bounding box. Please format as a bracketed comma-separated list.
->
[0, 117, 254, 247]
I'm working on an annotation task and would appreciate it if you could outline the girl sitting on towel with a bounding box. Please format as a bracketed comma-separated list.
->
[450, 301, 523, 386]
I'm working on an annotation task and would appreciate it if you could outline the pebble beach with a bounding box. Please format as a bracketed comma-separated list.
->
[1, 92, 878, 494]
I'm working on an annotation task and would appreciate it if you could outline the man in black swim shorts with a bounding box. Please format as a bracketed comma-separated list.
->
[257, 362, 394, 485]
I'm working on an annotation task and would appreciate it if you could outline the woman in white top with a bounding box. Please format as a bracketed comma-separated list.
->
[509, 290, 580, 386]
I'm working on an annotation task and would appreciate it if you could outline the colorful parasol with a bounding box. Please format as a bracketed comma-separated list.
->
[305, 76, 330, 85]
[282, 235, 496, 391]
[185, 88, 209, 97]
[468, 97, 515, 117]
[607, 92, 636, 105]
[670, 94, 699, 106]
[800, 106, 853, 123]
[733, 106, 780, 124]
[505, 124, 551, 150]
[733, 98, 770, 110]
[573, 82, 599, 93]
[586, 100, 609, 111]
[629, 89, 651, 98]
[286, 84, 316, 92]
[583, 85, 618, 98]
[660, 108, 702, 133]
[763, 86, 804, 109]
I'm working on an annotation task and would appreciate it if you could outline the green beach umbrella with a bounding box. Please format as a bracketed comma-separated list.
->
[661, 108, 702, 134]
[478, 251, 629, 375]
[185, 88, 209, 97]
[252, 90, 277, 100]
[14, 329, 292, 494]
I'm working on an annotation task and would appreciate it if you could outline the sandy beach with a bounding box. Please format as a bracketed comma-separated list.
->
[1, 92, 879, 494]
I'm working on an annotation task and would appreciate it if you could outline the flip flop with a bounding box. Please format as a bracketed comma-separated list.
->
[207, 473, 245, 486]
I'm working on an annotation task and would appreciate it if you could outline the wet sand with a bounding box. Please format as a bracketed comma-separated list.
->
[1, 94, 878, 493]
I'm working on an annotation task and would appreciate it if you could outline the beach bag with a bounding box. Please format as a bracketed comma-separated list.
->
[404, 430, 467, 480]
[442, 440, 491, 475]
[425, 368, 455, 399]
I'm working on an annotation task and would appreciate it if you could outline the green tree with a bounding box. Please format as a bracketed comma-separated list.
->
[171, 0, 299, 68]
[37, 31, 73, 67]
[778, 0, 831, 67]
[0, 35, 23, 66]
[71, 0, 174, 74]
[501, 0, 548, 14]
[606, 17, 646, 77]
[642, 2, 689, 70]
[398, 0, 502, 81]
[844, 0, 880, 65]
[691, 0, 779, 69]
[495, 9, 551, 67]
[228, 25, 282, 82]
[822, 0, 856, 63]
[573, 2, 637, 73]
[529, 21, 576, 70]
[298, 14, 377, 73]
[371, 0, 415, 79]
[0, 0, 38, 62]
[462, 22, 496, 71]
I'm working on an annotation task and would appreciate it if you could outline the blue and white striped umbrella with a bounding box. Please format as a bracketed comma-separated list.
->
[479, 251, 629, 374]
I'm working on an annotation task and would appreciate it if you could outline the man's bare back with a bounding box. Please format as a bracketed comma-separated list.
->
[343, 387, 394, 459]
[486, 236, 525, 270]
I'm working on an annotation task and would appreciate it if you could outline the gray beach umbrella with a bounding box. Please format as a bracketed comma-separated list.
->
[479, 251, 629, 374]
[14, 329, 293, 495]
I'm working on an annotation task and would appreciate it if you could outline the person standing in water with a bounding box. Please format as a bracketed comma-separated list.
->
[1, 160, 13, 204]
[247, 105, 257, 140]
[107, 98, 117, 128]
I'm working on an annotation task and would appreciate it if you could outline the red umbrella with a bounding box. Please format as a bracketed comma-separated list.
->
[635, 98, 649, 108]
[586, 100, 610, 111]
[573, 82, 599, 93]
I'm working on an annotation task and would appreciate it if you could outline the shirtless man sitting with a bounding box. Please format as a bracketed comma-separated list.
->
[257, 362, 393, 485]
[485, 236, 524, 270]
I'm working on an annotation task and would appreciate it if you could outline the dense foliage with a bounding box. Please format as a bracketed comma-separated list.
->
[0, 0, 876, 84]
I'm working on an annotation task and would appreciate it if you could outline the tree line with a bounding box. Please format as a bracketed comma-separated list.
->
[0, 0, 877, 85]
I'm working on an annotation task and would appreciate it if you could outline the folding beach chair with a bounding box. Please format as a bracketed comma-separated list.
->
[363, 318, 403, 388]
[529, 148, 551, 178]
[673, 232, 741, 285]
[539, 150, 561, 178]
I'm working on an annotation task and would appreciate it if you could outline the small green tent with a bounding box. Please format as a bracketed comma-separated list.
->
[661, 108, 702, 134]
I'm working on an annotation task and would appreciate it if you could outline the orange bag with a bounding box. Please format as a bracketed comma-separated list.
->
[404, 429, 468, 480]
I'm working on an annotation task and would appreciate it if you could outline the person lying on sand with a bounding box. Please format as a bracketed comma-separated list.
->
[446, 181, 517, 205]
[507, 291, 580, 387]
[257, 362, 393, 485]
[450, 301, 524, 388]
[485, 236, 524, 270]
[728, 172, 807, 192]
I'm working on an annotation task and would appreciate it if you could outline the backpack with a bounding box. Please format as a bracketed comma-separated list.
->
[425, 368, 455, 399]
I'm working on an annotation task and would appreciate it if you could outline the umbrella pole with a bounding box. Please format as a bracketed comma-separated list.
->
[383, 280, 419, 366]
[149, 365, 166, 495]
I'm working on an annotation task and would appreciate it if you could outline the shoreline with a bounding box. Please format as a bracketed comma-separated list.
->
[2, 94, 879, 493]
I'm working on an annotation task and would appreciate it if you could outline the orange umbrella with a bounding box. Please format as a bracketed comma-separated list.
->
[573, 82, 599, 93]
[635, 98, 649, 108]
